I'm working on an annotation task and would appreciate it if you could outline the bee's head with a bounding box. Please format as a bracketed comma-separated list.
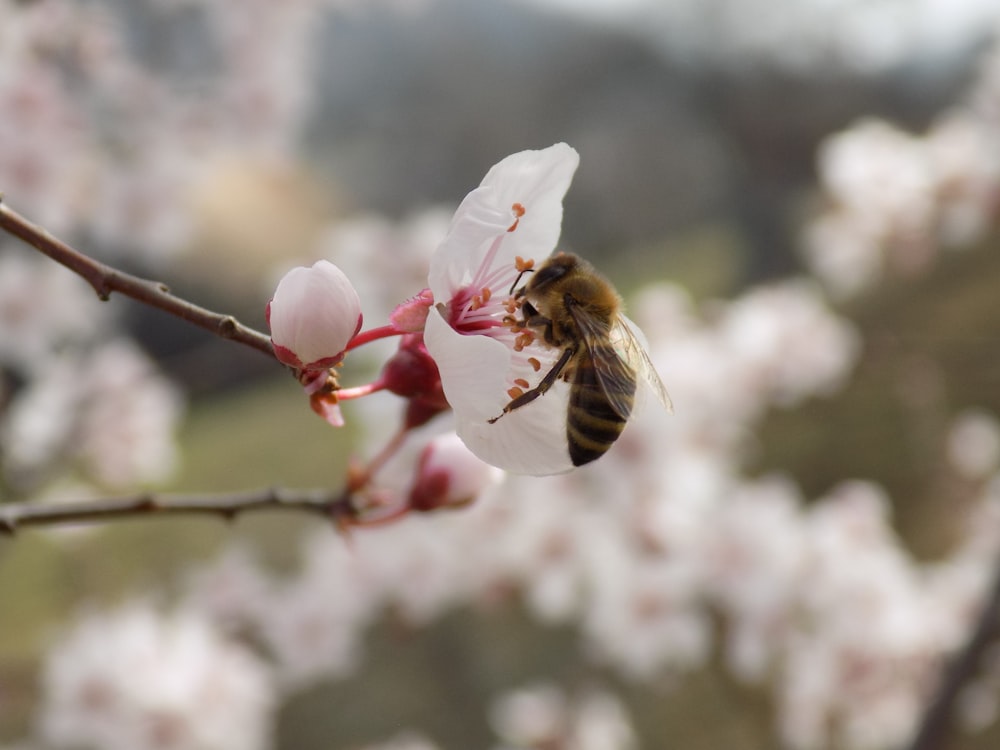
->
[518, 252, 578, 296]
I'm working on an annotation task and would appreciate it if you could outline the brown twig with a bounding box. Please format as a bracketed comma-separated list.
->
[904, 552, 1000, 750]
[0, 198, 275, 359]
[0, 488, 358, 534]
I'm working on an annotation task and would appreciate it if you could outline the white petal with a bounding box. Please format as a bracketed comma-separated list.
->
[424, 311, 574, 476]
[429, 185, 509, 300]
[422, 432, 504, 503]
[479, 142, 579, 259]
[429, 143, 580, 301]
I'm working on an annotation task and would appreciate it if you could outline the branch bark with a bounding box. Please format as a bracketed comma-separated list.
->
[0, 199, 275, 359]
[0, 488, 357, 534]
[905, 552, 1000, 750]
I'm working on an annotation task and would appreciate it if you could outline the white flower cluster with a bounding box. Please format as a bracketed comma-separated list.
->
[0, 0, 392, 261]
[805, 40, 1000, 298]
[39, 604, 275, 750]
[0, 255, 183, 493]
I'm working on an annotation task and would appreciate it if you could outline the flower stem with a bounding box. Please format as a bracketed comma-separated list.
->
[346, 324, 405, 350]
[337, 381, 387, 400]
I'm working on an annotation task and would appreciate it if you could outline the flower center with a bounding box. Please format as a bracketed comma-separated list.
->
[446, 252, 563, 403]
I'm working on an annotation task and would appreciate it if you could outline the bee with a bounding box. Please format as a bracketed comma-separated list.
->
[489, 252, 672, 466]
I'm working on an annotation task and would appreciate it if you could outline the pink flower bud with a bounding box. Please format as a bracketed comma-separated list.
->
[408, 432, 503, 512]
[371, 333, 450, 429]
[266, 261, 363, 371]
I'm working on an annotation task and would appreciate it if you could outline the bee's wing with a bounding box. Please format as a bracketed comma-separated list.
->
[609, 315, 674, 414]
[568, 306, 652, 420]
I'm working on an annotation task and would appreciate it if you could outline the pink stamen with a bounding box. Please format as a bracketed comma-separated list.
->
[469, 233, 507, 291]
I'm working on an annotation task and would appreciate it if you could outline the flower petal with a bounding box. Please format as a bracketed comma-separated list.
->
[429, 143, 579, 301]
[424, 311, 574, 475]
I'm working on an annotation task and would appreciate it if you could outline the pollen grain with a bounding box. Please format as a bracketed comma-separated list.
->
[513, 331, 535, 352]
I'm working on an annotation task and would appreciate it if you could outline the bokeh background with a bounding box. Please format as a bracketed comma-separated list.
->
[4, 0, 1000, 748]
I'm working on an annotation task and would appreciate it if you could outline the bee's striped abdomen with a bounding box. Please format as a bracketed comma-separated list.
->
[567, 346, 636, 466]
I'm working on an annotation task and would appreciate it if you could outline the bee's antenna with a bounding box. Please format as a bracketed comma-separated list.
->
[509, 268, 534, 296]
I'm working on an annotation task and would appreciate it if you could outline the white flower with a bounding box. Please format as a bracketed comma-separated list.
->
[266, 260, 362, 371]
[39, 604, 275, 750]
[423, 143, 580, 475]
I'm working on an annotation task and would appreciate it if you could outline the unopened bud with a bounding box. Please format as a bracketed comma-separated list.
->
[267, 260, 363, 371]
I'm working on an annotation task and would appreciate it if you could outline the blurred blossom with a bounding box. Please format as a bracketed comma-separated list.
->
[0, 242, 188, 500]
[0, 17, 91, 235]
[0, 253, 108, 371]
[490, 684, 567, 747]
[408, 431, 505, 511]
[569, 690, 639, 750]
[0, 0, 354, 262]
[807, 120, 936, 294]
[182, 546, 272, 634]
[717, 281, 861, 408]
[39, 604, 275, 750]
[482, 479, 609, 623]
[806, 45, 1000, 297]
[947, 409, 1000, 480]
[256, 532, 380, 689]
[423, 143, 581, 475]
[583, 539, 711, 680]
[2, 339, 183, 491]
[358, 733, 443, 750]
[267, 260, 363, 371]
[704, 477, 806, 681]
[924, 114, 1000, 245]
[1, 356, 81, 487]
[75, 340, 184, 488]
[802, 212, 885, 299]
[776, 481, 946, 750]
[489, 683, 637, 750]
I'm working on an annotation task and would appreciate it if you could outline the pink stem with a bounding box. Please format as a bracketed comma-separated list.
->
[346, 324, 405, 351]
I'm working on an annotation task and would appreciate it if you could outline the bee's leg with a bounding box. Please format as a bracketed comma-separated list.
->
[516, 302, 562, 347]
[488, 344, 576, 423]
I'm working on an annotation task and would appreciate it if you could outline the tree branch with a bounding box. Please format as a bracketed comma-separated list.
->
[905, 552, 1000, 750]
[0, 198, 275, 359]
[0, 488, 359, 534]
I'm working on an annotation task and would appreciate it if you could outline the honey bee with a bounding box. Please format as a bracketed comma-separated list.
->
[489, 252, 672, 466]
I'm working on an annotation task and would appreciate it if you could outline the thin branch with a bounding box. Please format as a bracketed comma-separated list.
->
[0, 488, 358, 534]
[0, 198, 275, 359]
[904, 551, 1000, 750]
